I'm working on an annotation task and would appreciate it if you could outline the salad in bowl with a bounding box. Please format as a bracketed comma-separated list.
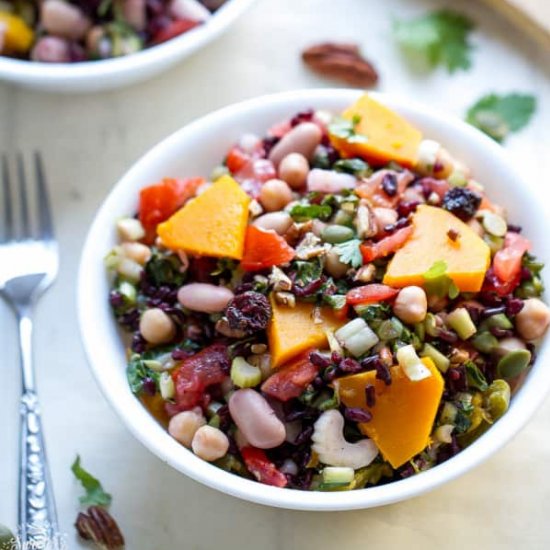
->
[102, 93, 549, 493]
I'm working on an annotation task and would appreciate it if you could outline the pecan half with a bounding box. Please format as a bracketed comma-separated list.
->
[76, 506, 125, 550]
[302, 42, 378, 87]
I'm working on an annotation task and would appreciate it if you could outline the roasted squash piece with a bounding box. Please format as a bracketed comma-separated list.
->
[157, 175, 250, 259]
[0, 12, 34, 54]
[334, 358, 444, 468]
[329, 94, 423, 168]
[267, 298, 343, 368]
[383, 205, 490, 292]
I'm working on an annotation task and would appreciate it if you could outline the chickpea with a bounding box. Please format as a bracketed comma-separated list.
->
[393, 286, 428, 324]
[324, 249, 349, 278]
[278, 153, 309, 189]
[515, 298, 550, 341]
[139, 308, 176, 345]
[168, 408, 206, 448]
[121, 242, 151, 265]
[191, 426, 230, 461]
[259, 179, 293, 212]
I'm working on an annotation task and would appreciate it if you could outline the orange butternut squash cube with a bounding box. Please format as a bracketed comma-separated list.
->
[383, 205, 490, 292]
[0, 13, 34, 54]
[157, 175, 250, 259]
[267, 298, 343, 368]
[329, 94, 423, 168]
[334, 358, 444, 468]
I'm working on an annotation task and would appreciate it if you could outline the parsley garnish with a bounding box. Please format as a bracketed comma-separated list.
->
[328, 116, 368, 144]
[465, 361, 488, 392]
[289, 203, 332, 222]
[423, 260, 459, 298]
[466, 93, 536, 142]
[71, 455, 112, 507]
[393, 10, 474, 73]
[333, 239, 363, 268]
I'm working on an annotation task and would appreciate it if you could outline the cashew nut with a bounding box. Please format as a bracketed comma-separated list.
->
[311, 410, 379, 469]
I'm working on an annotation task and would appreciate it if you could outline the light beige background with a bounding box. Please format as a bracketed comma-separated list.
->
[1, 0, 549, 548]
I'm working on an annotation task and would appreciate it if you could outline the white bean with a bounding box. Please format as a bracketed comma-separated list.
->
[515, 298, 550, 341]
[228, 389, 286, 449]
[121, 242, 151, 265]
[307, 169, 356, 194]
[191, 426, 229, 461]
[259, 179, 293, 212]
[168, 407, 206, 447]
[178, 283, 234, 313]
[268, 123, 322, 166]
[373, 207, 398, 233]
[140, 308, 176, 345]
[278, 153, 309, 189]
[324, 249, 348, 278]
[41, 0, 91, 41]
[393, 286, 428, 324]
[253, 212, 293, 235]
[31, 36, 71, 63]
[122, 0, 146, 31]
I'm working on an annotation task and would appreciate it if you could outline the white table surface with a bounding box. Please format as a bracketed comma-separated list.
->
[1, 0, 550, 548]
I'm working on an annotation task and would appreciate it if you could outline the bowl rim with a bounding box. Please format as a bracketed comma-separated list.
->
[77, 88, 550, 511]
[0, 0, 257, 83]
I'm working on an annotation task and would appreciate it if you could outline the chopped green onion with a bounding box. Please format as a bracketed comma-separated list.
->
[396, 344, 432, 381]
[420, 343, 450, 373]
[230, 357, 262, 388]
[446, 308, 476, 340]
[159, 372, 175, 400]
[439, 402, 458, 424]
[482, 211, 507, 237]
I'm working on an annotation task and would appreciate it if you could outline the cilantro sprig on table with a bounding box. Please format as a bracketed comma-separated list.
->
[466, 93, 536, 142]
[393, 10, 474, 73]
[72, 455, 112, 507]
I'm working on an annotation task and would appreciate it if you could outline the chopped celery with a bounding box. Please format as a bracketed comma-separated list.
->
[446, 308, 476, 340]
[396, 344, 431, 381]
[420, 343, 450, 373]
[230, 357, 262, 388]
[335, 318, 379, 357]
[159, 372, 175, 400]
[439, 402, 458, 424]
[322, 466, 355, 485]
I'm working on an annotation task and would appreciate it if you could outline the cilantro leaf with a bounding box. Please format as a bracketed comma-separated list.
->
[423, 260, 459, 298]
[333, 239, 363, 268]
[393, 10, 474, 73]
[328, 116, 368, 144]
[466, 93, 536, 142]
[465, 361, 489, 391]
[289, 203, 332, 222]
[71, 455, 112, 507]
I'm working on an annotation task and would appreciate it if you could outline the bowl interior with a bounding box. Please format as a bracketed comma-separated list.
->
[78, 89, 550, 510]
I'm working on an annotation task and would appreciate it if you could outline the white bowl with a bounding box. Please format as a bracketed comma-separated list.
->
[0, 0, 257, 93]
[78, 89, 550, 510]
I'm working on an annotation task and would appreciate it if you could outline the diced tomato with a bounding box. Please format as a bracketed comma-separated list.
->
[493, 232, 531, 283]
[139, 177, 203, 242]
[152, 18, 200, 45]
[482, 267, 520, 297]
[240, 447, 288, 488]
[226, 146, 251, 174]
[241, 225, 296, 271]
[261, 351, 319, 402]
[355, 171, 412, 208]
[346, 284, 399, 305]
[172, 343, 229, 410]
[360, 225, 414, 263]
[234, 158, 277, 199]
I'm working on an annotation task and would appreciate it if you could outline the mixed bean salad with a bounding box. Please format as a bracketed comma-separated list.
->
[106, 94, 549, 491]
[0, 0, 226, 62]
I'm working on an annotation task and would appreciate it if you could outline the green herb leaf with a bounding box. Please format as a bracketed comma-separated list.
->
[71, 455, 112, 507]
[465, 361, 489, 391]
[323, 294, 347, 310]
[393, 9, 474, 73]
[145, 249, 186, 286]
[423, 260, 459, 298]
[328, 116, 368, 144]
[333, 239, 363, 268]
[126, 354, 161, 395]
[333, 158, 371, 178]
[466, 93, 536, 142]
[289, 203, 332, 222]
[293, 259, 323, 285]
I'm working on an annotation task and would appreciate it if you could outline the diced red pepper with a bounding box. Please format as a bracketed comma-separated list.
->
[360, 225, 414, 263]
[346, 284, 399, 305]
[261, 351, 319, 402]
[493, 232, 531, 283]
[139, 177, 203, 242]
[482, 267, 520, 297]
[172, 343, 229, 410]
[152, 18, 200, 45]
[240, 225, 296, 271]
[226, 146, 251, 174]
[240, 447, 288, 488]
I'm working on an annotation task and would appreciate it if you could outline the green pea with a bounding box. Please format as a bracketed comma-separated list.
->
[480, 313, 513, 331]
[472, 331, 499, 353]
[332, 210, 354, 226]
[497, 349, 531, 380]
[321, 224, 355, 244]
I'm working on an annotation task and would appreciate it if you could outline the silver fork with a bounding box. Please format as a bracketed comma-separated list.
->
[1, 153, 59, 547]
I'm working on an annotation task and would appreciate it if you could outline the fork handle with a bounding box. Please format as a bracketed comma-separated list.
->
[19, 390, 60, 547]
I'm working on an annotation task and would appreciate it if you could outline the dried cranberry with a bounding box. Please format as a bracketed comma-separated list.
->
[109, 291, 124, 308]
[442, 187, 481, 221]
[290, 109, 314, 127]
[396, 201, 420, 218]
[225, 291, 271, 334]
[309, 351, 331, 369]
[506, 297, 524, 316]
[142, 377, 157, 396]
[381, 173, 398, 197]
